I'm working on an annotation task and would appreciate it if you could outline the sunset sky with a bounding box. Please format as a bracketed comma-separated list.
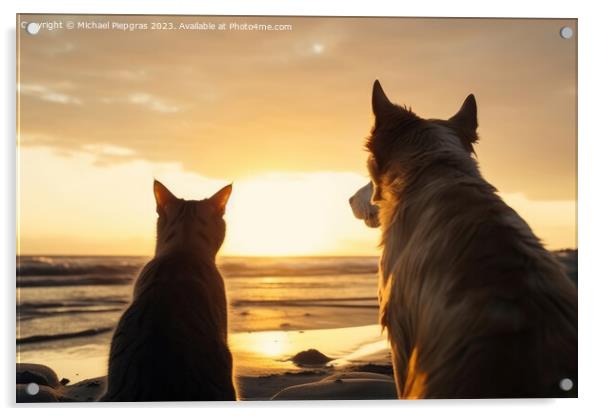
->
[17, 16, 576, 256]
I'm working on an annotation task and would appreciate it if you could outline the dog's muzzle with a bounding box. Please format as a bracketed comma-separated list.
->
[349, 182, 380, 228]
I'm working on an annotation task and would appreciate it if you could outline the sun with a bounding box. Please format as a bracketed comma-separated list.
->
[222, 172, 377, 257]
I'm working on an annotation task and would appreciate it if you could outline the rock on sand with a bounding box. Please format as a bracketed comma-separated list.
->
[272, 371, 397, 400]
[16, 364, 62, 403]
[290, 349, 333, 366]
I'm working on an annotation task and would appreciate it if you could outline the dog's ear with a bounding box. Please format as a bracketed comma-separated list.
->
[449, 94, 478, 140]
[372, 80, 398, 126]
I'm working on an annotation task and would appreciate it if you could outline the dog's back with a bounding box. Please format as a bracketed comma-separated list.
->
[362, 81, 577, 398]
[381, 175, 577, 398]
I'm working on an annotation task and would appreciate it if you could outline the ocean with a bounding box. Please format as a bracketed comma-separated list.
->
[17, 255, 381, 346]
[16, 252, 577, 381]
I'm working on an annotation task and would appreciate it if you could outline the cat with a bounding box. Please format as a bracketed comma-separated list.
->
[102, 180, 237, 401]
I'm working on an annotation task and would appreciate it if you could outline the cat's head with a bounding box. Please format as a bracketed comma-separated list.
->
[153, 180, 232, 258]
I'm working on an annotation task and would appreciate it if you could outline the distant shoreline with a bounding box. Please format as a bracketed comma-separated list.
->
[16, 251, 576, 257]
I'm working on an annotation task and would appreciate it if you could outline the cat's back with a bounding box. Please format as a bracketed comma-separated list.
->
[103, 253, 235, 401]
[135, 253, 227, 314]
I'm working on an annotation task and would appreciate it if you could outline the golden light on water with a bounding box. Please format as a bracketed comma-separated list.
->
[229, 325, 388, 376]
[17, 325, 390, 381]
[241, 332, 290, 358]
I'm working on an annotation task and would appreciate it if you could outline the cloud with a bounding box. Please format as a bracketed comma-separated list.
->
[19, 83, 82, 105]
[18, 145, 380, 255]
[80, 143, 138, 167]
[128, 93, 180, 113]
[17, 144, 576, 255]
[18, 145, 230, 255]
[17, 16, 576, 201]
[81, 143, 136, 157]
[42, 42, 75, 56]
[499, 192, 576, 249]
[99, 92, 180, 113]
[100, 69, 150, 81]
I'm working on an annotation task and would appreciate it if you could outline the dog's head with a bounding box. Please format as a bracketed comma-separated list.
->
[349, 182, 380, 228]
[365, 80, 479, 213]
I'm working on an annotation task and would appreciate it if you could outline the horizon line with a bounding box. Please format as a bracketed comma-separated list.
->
[15, 248, 578, 258]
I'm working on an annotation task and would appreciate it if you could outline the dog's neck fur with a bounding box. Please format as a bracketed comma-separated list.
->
[379, 127, 484, 255]
[377, 127, 500, 321]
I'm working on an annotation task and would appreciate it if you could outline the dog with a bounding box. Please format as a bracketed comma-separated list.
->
[349, 80, 577, 399]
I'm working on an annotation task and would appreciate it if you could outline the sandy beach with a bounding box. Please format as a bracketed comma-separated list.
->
[16, 251, 577, 402]
[17, 324, 397, 402]
[17, 256, 397, 401]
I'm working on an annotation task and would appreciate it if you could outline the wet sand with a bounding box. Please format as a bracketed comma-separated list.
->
[17, 324, 397, 402]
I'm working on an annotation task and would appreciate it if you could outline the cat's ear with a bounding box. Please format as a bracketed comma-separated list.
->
[209, 184, 233, 216]
[154, 180, 177, 214]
